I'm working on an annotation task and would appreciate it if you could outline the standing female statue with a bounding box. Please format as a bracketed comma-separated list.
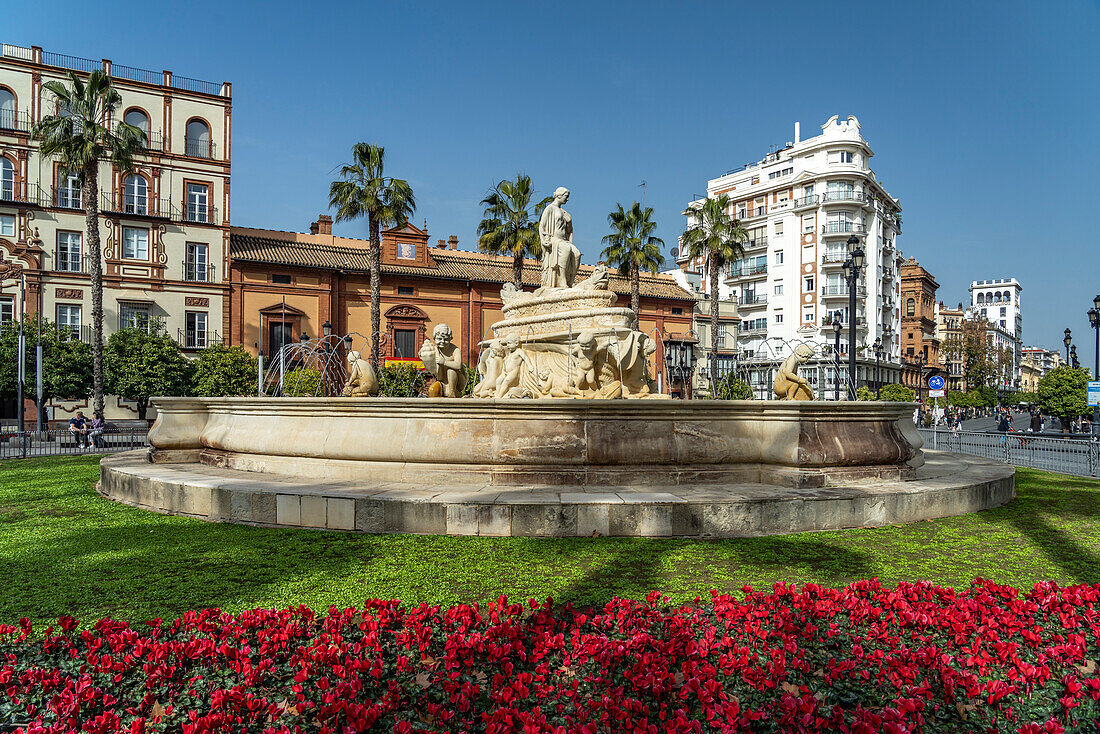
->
[538, 187, 581, 290]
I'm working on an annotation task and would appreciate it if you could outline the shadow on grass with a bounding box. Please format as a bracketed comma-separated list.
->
[1000, 471, 1100, 582]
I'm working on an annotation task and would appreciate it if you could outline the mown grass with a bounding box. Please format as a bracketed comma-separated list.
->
[1, 456, 1098, 625]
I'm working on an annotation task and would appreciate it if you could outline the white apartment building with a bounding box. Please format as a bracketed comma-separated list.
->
[1021, 346, 1061, 374]
[0, 42, 231, 421]
[969, 278, 1022, 380]
[677, 115, 904, 399]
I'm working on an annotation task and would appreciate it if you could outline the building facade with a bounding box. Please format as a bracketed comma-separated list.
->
[969, 278, 1022, 382]
[676, 115, 904, 399]
[661, 268, 741, 397]
[898, 257, 941, 398]
[0, 42, 231, 420]
[228, 216, 695, 382]
[936, 302, 967, 391]
[1021, 346, 1062, 375]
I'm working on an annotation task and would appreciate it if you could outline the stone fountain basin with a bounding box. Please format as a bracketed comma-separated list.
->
[147, 398, 924, 488]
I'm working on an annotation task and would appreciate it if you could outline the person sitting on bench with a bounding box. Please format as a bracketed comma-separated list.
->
[68, 412, 89, 449]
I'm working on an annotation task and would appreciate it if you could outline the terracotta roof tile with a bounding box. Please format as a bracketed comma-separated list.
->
[230, 233, 693, 301]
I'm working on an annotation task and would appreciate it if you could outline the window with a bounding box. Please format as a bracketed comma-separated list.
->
[272, 274, 291, 285]
[123, 175, 148, 215]
[1000, 307, 1006, 317]
[840, 151, 853, 163]
[56, 304, 81, 338]
[394, 329, 416, 359]
[802, 214, 815, 233]
[671, 307, 683, 315]
[775, 250, 784, 264]
[185, 242, 208, 282]
[0, 88, 14, 130]
[774, 221, 783, 236]
[185, 119, 212, 158]
[0, 157, 13, 200]
[185, 311, 208, 349]
[119, 303, 151, 332]
[774, 283, 784, 295]
[121, 227, 148, 259]
[123, 108, 149, 146]
[737, 207, 747, 219]
[57, 168, 81, 208]
[0, 296, 12, 324]
[0, 213, 13, 237]
[397, 285, 414, 296]
[804, 276, 814, 292]
[906, 298, 915, 317]
[767, 167, 793, 180]
[186, 182, 209, 222]
[775, 313, 784, 324]
[56, 231, 82, 272]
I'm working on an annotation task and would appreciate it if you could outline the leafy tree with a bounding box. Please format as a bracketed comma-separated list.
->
[715, 372, 753, 400]
[879, 383, 916, 402]
[1038, 366, 1089, 431]
[104, 327, 192, 420]
[680, 195, 747, 398]
[1013, 390, 1040, 405]
[476, 174, 549, 290]
[329, 143, 416, 372]
[378, 364, 428, 397]
[601, 202, 664, 322]
[282, 367, 322, 397]
[855, 386, 876, 401]
[33, 71, 146, 415]
[0, 315, 93, 420]
[191, 345, 258, 397]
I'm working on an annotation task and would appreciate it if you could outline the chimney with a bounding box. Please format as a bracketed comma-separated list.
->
[794, 121, 801, 144]
[309, 220, 319, 235]
[448, 235, 459, 250]
[437, 239, 447, 249]
[316, 215, 332, 235]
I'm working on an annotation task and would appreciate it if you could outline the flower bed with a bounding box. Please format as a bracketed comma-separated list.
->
[2, 580, 1099, 733]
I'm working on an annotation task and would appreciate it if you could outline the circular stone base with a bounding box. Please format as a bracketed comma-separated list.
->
[99, 451, 1014, 538]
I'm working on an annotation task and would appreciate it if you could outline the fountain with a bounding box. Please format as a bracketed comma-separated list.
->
[99, 189, 1014, 537]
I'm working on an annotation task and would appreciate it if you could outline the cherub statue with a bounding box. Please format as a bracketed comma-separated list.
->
[774, 343, 816, 400]
[419, 323, 468, 397]
[342, 350, 379, 397]
[494, 334, 535, 398]
[474, 340, 506, 398]
[571, 331, 600, 393]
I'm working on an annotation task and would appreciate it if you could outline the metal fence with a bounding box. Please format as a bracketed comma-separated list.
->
[0, 428, 149, 460]
[920, 428, 1100, 478]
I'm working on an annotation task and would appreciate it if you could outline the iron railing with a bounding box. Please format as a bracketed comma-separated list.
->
[101, 192, 178, 220]
[0, 109, 32, 134]
[738, 294, 768, 306]
[743, 235, 768, 249]
[183, 204, 217, 224]
[184, 138, 216, 159]
[114, 125, 164, 153]
[821, 284, 867, 297]
[920, 428, 1100, 478]
[176, 328, 223, 350]
[822, 251, 848, 264]
[793, 195, 819, 208]
[0, 427, 149, 459]
[182, 261, 215, 282]
[110, 63, 162, 86]
[821, 190, 866, 203]
[173, 75, 223, 96]
[41, 50, 100, 73]
[822, 222, 867, 235]
[0, 182, 45, 206]
[728, 263, 768, 278]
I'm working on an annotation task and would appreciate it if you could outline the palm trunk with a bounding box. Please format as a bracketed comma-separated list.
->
[710, 261, 719, 399]
[83, 162, 104, 415]
[513, 253, 523, 291]
[630, 265, 640, 328]
[369, 217, 382, 372]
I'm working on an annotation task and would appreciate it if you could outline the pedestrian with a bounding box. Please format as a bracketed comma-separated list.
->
[88, 411, 106, 449]
[68, 411, 89, 449]
[1029, 410, 1042, 434]
[997, 412, 1010, 433]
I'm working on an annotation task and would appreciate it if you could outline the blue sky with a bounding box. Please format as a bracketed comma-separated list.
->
[6, 0, 1099, 354]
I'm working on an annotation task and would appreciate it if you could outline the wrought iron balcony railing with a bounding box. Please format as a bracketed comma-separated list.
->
[183, 204, 217, 224]
[821, 222, 867, 235]
[820, 284, 867, 297]
[182, 261, 216, 283]
[177, 329, 223, 350]
[821, 190, 866, 203]
[101, 193, 178, 220]
[184, 138, 216, 159]
[0, 109, 32, 134]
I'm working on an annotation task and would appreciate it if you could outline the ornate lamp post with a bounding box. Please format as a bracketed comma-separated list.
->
[664, 336, 698, 401]
[1064, 328, 1072, 363]
[841, 235, 865, 400]
[1088, 295, 1099, 437]
[873, 337, 884, 397]
[833, 316, 842, 401]
[1071, 344, 1079, 370]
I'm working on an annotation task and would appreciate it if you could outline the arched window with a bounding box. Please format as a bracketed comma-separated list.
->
[0, 157, 14, 201]
[0, 88, 14, 130]
[185, 118, 211, 158]
[977, 293, 986, 305]
[124, 174, 148, 215]
[906, 297, 915, 317]
[123, 108, 149, 148]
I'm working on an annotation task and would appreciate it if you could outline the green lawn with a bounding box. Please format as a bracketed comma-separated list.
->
[1, 455, 1099, 626]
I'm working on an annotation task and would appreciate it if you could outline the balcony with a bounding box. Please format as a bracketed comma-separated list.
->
[821, 251, 848, 264]
[737, 293, 768, 308]
[177, 329, 223, 350]
[727, 263, 768, 279]
[182, 261, 216, 283]
[821, 284, 867, 298]
[0, 109, 32, 135]
[52, 186, 83, 210]
[183, 203, 218, 225]
[821, 222, 867, 237]
[101, 193, 179, 220]
[882, 297, 895, 310]
[821, 190, 872, 207]
[0, 182, 45, 207]
[184, 138, 216, 159]
[52, 253, 95, 275]
[820, 316, 865, 328]
[792, 194, 819, 210]
[738, 206, 767, 221]
[742, 234, 767, 250]
[739, 324, 767, 334]
[882, 268, 894, 282]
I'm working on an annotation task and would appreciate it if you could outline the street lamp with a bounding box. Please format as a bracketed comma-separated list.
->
[322, 321, 333, 338]
[843, 234, 865, 400]
[873, 337, 884, 397]
[664, 336, 698, 401]
[1064, 328, 1072, 363]
[1071, 344, 1079, 370]
[1088, 295, 1100, 437]
[833, 316, 842, 401]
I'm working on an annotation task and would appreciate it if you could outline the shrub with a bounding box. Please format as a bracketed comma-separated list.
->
[281, 367, 322, 397]
[879, 383, 916, 402]
[104, 326, 192, 419]
[715, 372, 753, 400]
[378, 364, 428, 397]
[191, 344, 258, 397]
[855, 385, 875, 401]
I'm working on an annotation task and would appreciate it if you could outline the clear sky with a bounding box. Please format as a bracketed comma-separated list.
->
[6, 0, 1099, 355]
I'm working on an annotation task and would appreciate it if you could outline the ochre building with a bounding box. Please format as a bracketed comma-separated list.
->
[228, 216, 695, 375]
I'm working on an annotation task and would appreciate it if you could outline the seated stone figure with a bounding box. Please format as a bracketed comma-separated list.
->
[495, 334, 535, 398]
[342, 350, 378, 397]
[420, 323, 468, 397]
[774, 344, 816, 400]
[474, 340, 506, 398]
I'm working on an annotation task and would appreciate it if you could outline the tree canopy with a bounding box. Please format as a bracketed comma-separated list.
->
[0, 315, 93, 405]
[191, 345, 258, 397]
[104, 326, 192, 419]
[1037, 366, 1090, 422]
[476, 174, 548, 290]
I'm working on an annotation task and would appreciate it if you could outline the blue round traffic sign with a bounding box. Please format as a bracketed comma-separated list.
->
[928, 375, 945, 390]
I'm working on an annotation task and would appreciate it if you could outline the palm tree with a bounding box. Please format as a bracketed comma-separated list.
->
[680, 194, 747, 398]
[33, 71, 145, 416]
[601, 202, 664, 323]
[329, 143, 416, 371]
[476, 174, 548, 290]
